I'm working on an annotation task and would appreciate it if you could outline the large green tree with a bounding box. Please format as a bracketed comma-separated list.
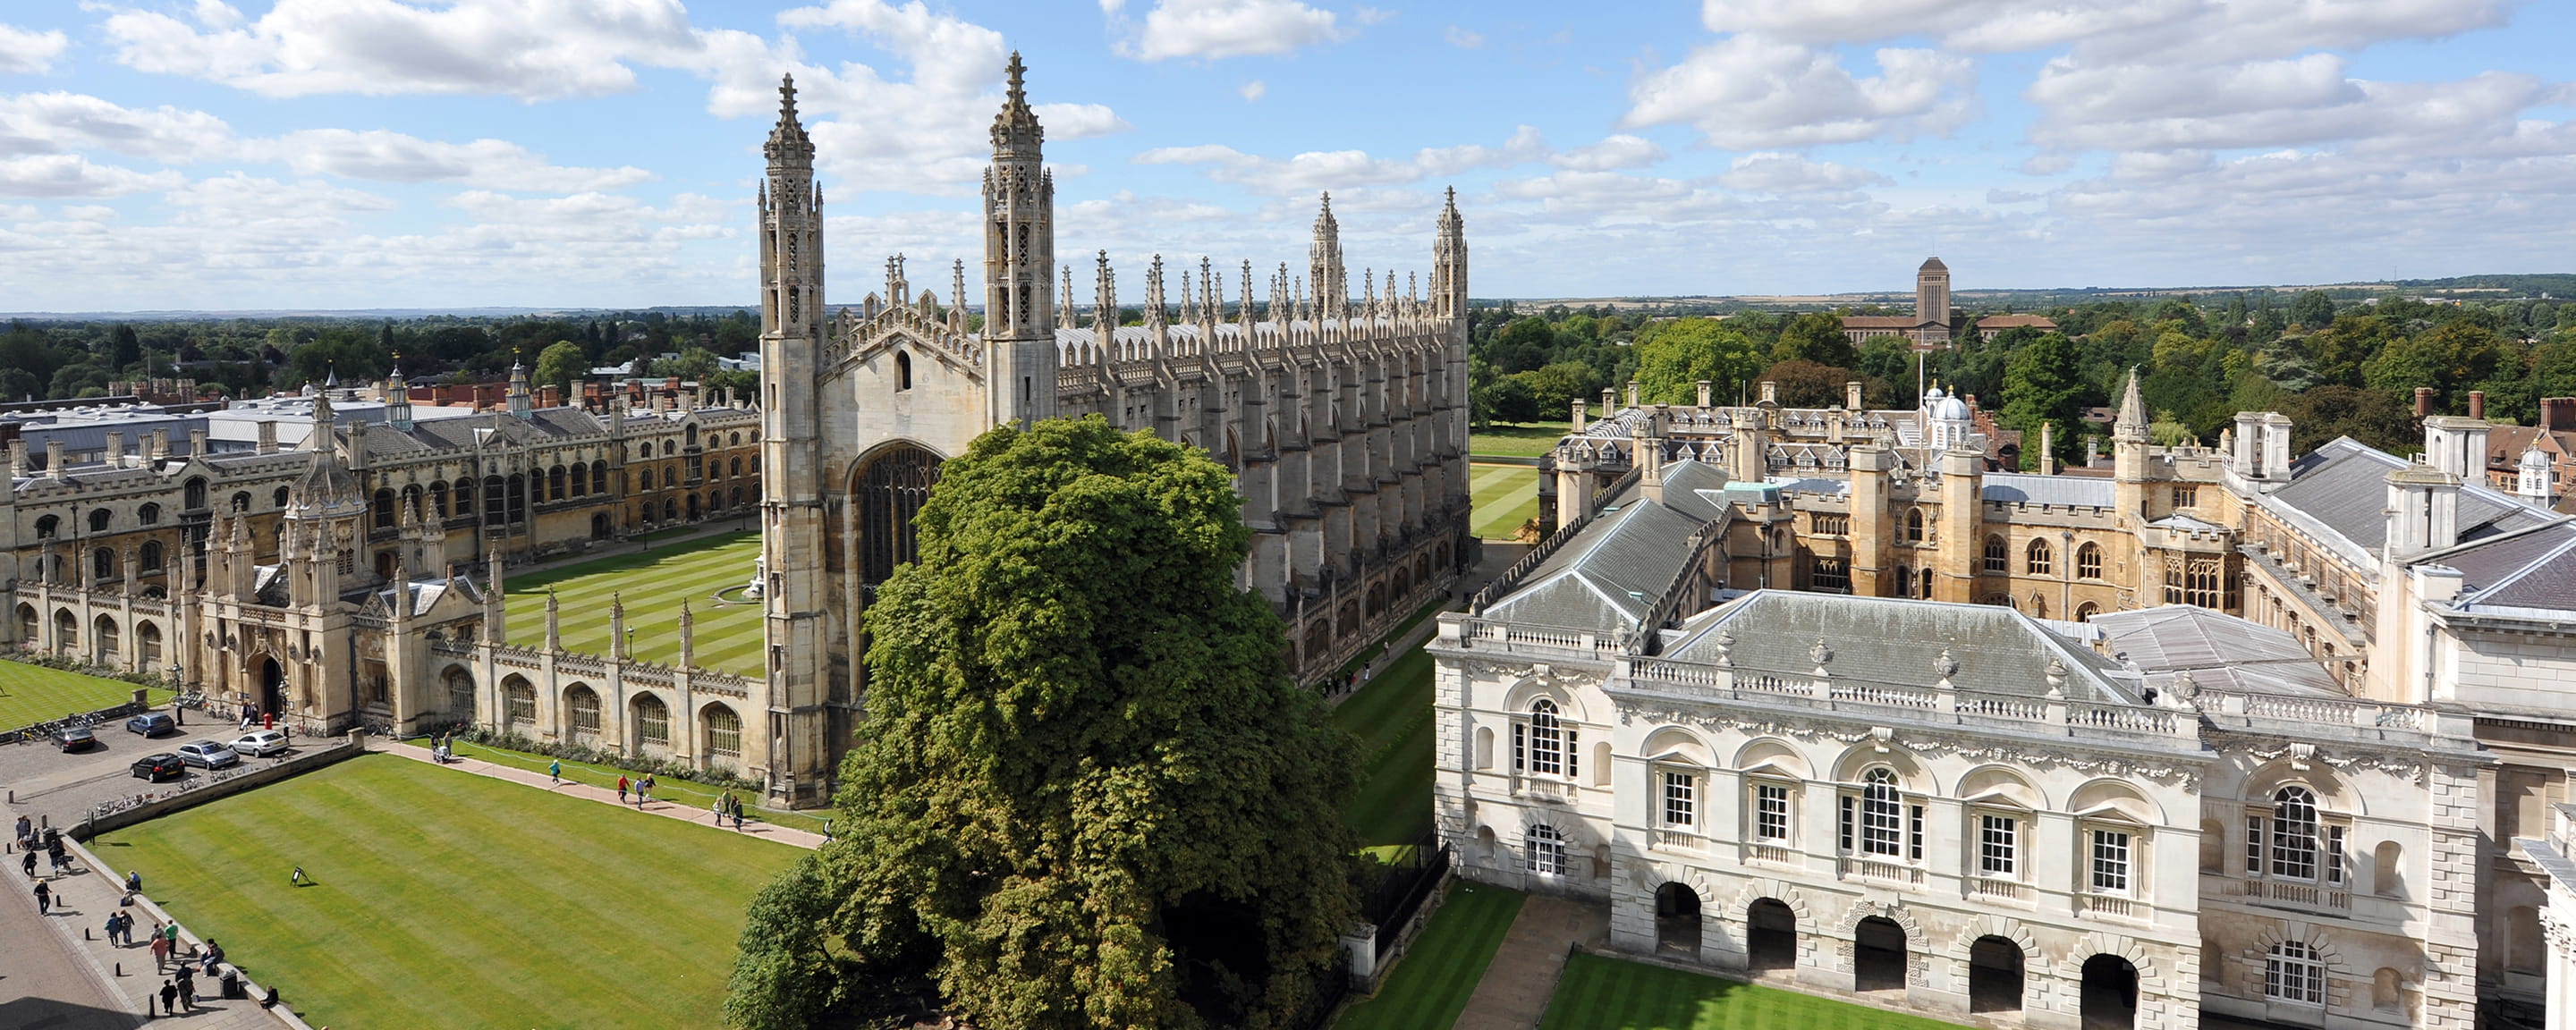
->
[1631, 317, 1763, 405]
[2000, 332, 2086, 469]
[532, 341, 588, 395]
[735, 418, 1360, 1030]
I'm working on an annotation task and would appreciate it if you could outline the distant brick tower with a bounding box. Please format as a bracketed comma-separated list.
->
[1915, 257, 1952, 345]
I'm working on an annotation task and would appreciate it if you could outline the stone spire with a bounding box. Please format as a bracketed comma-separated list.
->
[2114, 367, 2148, 443]
[982, 51, 1056, 427]
[988, 51, 1044, 159]
[1093, 249, 1118, 343]
[766, 72, 814, 165]
[1432, 185, 1467, 319]
[1309, 192, 1346, 318]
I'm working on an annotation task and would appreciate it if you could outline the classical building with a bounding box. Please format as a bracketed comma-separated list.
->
[1440, 382, 2576, 1028]
[1841, 258, 2055, 347]
[2, 368, 777, 779]
[751, 56, 1473, 803]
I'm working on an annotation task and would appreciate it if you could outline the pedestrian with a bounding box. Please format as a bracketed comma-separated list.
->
[20, 849, 33, 879]
[152, 928, 171, 969]
[103, 912, 118, 943]
[12, 814, 28, 846]
[33, 880, 49, 913]
[291, 865, 306, 886]
[641, 775, 655, 804]
[174, 967, 195, 1010]
[162, 919, 181, 956]
[616, 775, 629, 804]
[549, 759, 561, 784]
[159, 980, 177, 1017]
[821, 817, 832, 840]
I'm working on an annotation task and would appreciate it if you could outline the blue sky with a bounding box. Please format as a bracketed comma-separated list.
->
[2, 0, 2571, 311]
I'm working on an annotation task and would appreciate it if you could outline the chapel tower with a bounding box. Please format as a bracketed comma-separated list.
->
[757, 72, 832, 803]
[984, 53, 1056, 428]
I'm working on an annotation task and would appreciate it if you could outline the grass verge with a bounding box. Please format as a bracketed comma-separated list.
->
[1331, 644, 1435, 852]
[0, 658, 170, 732]
[100, 753, 799, 1029]
[402, 736, 830, 834]
[1335, 881, 1525, 1030]
[1539, 953, 1970, 1030]
[501, 531, 765, 677]
[1470, 421, 1573, 459]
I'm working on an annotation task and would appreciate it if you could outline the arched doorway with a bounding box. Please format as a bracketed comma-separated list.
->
[1655, 882, 1701, 957]
[1970, 935, 2025, 1012]
[1747, 899, 1796, 973]
[1853, 916, 1907, 992]
[2081, 954, 2139, 1030]
[258, 657, 285, 716]
[853, 443, 942, 590]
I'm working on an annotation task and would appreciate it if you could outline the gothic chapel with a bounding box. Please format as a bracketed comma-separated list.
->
[754, 56, 1475, 802]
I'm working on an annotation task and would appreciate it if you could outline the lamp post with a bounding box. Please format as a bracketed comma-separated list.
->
[167, 662, 183, 725]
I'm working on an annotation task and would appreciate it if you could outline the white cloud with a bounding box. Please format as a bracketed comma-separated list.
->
[1115, 0, 1346, 62]
[1718, 152, 1888, 192]
[1240, 80, 1267, 102]
[268, 130, 655, 192]
[0, 92, 236, 164]
[1550, 135, 1665, 173]
[1694, 0, 2512, 63]
[0, 155, 182, 198]
[1137, 127, 1548, 194]
[1443, 25, 1483, 50]
[1624, 35, 1976, 148]
[0, 23, 72, 75]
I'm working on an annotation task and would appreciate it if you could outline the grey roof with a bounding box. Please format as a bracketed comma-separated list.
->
[1662, 591, 2144, 705]
[2264, 438, 2558, 560]
[2089, 605, 2346, 698]
[1983, 472, 2114, 508]
[1486, 497, 1707, 632]
[2441, 521, 2576, 616]
[1767, 476, 1849, 496]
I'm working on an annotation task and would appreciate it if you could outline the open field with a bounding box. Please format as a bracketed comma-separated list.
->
[1470, 421, 1574, 458]
[1471, 465, 1540, 539]
[503, 531, 765, 676]
[1335, 882, 1525, 1030]
[1539, 953, 1969, 1030]
[0, 659, 170, 731]
[103, 753, 799, 1029]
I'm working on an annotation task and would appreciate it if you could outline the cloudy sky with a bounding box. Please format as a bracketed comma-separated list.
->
[1, 0, 2569, 312]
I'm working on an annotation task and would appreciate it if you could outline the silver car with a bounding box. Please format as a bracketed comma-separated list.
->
[175, 740, 240, 769]
[230, 730, 291, 757]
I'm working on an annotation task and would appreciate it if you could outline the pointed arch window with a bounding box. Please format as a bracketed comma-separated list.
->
[1905, 508, 1926, 544]
[2077, 542, 2103, 580]
[895, 350, 913, 392]
[1983, 535, 2007, 573]
[2026, 539, 2053, 577]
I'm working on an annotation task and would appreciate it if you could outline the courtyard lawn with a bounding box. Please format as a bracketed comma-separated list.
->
[0, 659, 170, 732]
[403, 735, 831, 834]
[1331, 642, 1435, 852]
[1470, 421, 1574, 459]
[503, 531, 766, 676]
[1335, 882, 1524, 1030]
[1471, 464, 1541, 540]
[101, 753, 800, 1029]
[1540, 953, 1969, 1030]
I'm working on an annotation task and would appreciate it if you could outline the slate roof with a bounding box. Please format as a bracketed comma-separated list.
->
[1483, 460, 1729, 632]
[2260, 438, 2556, 562]
[2089, 605, 2346, 698]
[1661, 591, 2145, 705]
[2436, 521, 2576, 616]
[1983, 472, 2114, 508]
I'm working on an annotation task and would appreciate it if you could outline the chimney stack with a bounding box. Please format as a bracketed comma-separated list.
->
[188, 428, 208, 457]
[1846, 381, 1864, 410]
[2543, 397, 2576, 432]
[2469, 390, 2487, 421]
[2414, 386, 2434, 418]
[1696, 380, 1712, 408]
[104, 431, 124, 463]
[256, 420, 277, 454]
[45, 438, 65, 477]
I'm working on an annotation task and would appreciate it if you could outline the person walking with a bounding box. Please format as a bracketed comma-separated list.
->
[548, 759, 561, 785]
[151, 926, 172, 969]
[162, 919, 181, 956]
[103, 911, 121, 945]
[159, 980, 177, 1017]
[20, 849, 34, 879]
[174, 966, 195, 1011]
[616, 775, 629, 805]
[640, 775, 655, 805]
[32, 880, 49, 914]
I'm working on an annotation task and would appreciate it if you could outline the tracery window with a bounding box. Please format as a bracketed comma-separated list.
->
[1811, 557, 1850, 593]
[2077, 543, 2103, 580]
[2165, 557, 2225, 609]
[2026, 539, 2053, 576]
[1983, 535, 2007, 573]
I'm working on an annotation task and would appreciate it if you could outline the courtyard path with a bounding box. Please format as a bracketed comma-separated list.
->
[1450, 892, 1607, 1030]
[9, 832, 307, 1029]
[377, 742, 827, 849]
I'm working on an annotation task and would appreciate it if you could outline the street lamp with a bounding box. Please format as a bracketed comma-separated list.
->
[168, 662, 184, 725]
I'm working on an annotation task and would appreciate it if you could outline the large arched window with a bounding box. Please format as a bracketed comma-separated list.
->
[89, 509, 111, 533]
[570, 462, 589, 496]
[566, 685, 601, 736]
[504, 677, 537, 726]
[1513, 698, 1575, 778]
[2076, 542, 2103, 580]
[590, 464, 607, 494]
[703, 704, 741, 757]
[2026, 540, 2053, 577]
[182, 477, 208, 511]
[2265, 786, 2343, 883]
[855, 443, 941, 588]
[2265, 941, 2326, 1005]
[634, 695, 670, 746]
[1983, 535, 2007, 573]
[93, 546, 116, 579]
[1527, 824, 1566, 875]
[34, 514, 58, 538]
[1853, 767, 1902, 857]
[139, 502, 161, 526]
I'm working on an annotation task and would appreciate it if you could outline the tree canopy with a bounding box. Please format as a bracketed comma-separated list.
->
[730, 417, 1360, 1030]
[1632, 317, 1764, 406]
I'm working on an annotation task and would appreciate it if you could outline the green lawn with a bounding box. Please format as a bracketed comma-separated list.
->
[0, 659, 170, 732]
[405, 736, 830, 834]
[503, 531, 765, 676]
[1540, 953, 1969, 1030]
[1335, 882, 1525, 1030]
[1331, 643, 1436, 852]
[101, 754, 799, 1029]
[1471, 465, 1541, 539]
[1470, 421, 1574, 459]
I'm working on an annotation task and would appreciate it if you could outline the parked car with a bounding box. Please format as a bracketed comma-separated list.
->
[125, 712, 177, 737]
[230, 730, 290, 757]
[53, 726, 96, 752]
[175, 740, 240, 769]
[131, 753, 185, 781]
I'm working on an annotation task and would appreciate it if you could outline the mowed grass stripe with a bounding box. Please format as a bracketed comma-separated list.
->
[1335, 882, 1525, 1030]
[1538, 953, 1971, 1030]
[107, 754, 798, 1029]
[1470, 465, 1539, 539]
[0, 659, 173, 731]
[504, 532, 766, 676]
[1330, 646, 1436, 848]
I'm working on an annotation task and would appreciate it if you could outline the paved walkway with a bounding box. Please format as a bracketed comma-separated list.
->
[10, 835, 301, 1029]
[377, 743, 826, 849]
[1452, 893, 1608, 1030]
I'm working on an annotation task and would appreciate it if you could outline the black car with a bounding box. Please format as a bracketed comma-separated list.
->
[53, 726, 97, 752]
[131, 753, 185, 781]
[126, 712, 177, 737]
